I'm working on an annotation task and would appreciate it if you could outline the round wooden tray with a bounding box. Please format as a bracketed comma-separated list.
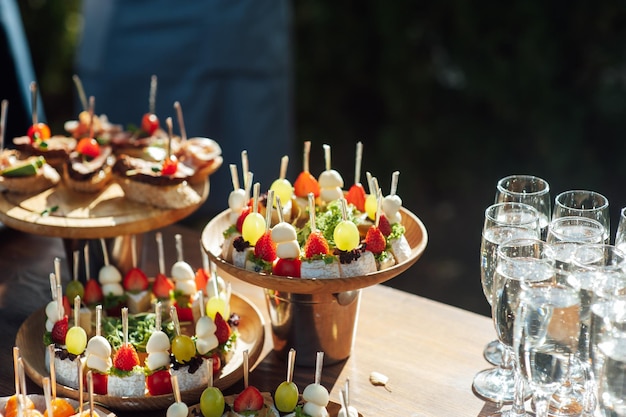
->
[16, 292, 265, 411]
[201, 207, 427, 294]
[0, 157, 221, 239]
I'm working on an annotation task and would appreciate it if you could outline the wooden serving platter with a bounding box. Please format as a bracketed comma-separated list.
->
[201, 207, 428, 294]
[16, 292, 264, 411]
[0, 158, 220, 239]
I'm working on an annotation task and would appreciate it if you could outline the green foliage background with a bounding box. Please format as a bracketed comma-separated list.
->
[18, 1, 626, 315]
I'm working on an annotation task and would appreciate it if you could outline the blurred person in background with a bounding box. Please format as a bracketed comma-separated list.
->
[74, 0, 295, 221]
[0, 0, 44, 141]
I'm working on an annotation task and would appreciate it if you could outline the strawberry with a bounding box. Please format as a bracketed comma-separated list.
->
[236, 206, 252, 233]
[113, 344, 140, 371]
[51, 316, 68, 345]
[62, 296, 71, 317]
[346, 183, 367, 212]
[214, 312, 231, 344]
[195, 268, 209, 294]
[254, 232, 277, 262]
[293, 171, 320, 198]
[274, 258, 301, 277]
[365, 226, 386, 254]
[122, 267, 149, 293]
[233, 385, 264, 412]
[152, 273, 174, 300]
[378, 215, 392, 237]
[83, 279, 103, 307]
[304, 231, 330, 258]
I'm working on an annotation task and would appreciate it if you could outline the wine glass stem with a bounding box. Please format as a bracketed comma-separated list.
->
[510, 363, 526, 416]
[534, 394, 551, 417]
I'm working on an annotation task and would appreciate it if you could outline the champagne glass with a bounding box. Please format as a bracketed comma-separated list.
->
[596, 297, 626, 417]
[496, 174, 551, 239]
[485, 175, 551, 367]
[514, 280, 581, 417]
[545, 217, 604, 416]
[473, 203, 541, 404]
[492, 238, 556, 416]
[553, 190, 610, 243]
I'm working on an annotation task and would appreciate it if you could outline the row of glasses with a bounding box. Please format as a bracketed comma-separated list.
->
[474, 174, 617, 416]
[474, 202, 541, 404]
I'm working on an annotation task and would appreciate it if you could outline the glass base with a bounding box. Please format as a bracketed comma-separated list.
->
[473, 366, 517, 404]
[548, 381, 585, 417]
[484, 339, 505, 366]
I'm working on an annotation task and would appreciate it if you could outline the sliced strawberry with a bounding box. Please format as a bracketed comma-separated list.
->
[195, 268, 209, 294]
[293, 171, 320, 198]
[365, 226, 386, 254]
[378, 215, 392, 237]
[51, 316, 68, 345]
[346, 183, 367, 212]
[123, 267, 149, 293]
[88, 372, 107, 395]
[304, 231, 330, 258]
[214, 312, 231, 345]
[152, 273, 174, 300]
[113, 344, 140, 371]
[83, 279, 103, 307]
[62, 296, 71, 317]
[236, 206, 252, 233]
[175, 301, 194, 322]
[254, 232, 277, 262]
[274, 258, 301, 277]
[233, 385, 264, 412]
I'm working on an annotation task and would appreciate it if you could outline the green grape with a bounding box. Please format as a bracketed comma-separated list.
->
[65, 281, 84, 302]
[200, 387, 225, 417]
[65, 326, 87, 355]
[334, 220, 360, 251]
[275, 381, 299, 412]
[242, 212, 266, 245]
[270, 179, 293, 208]
[365, 193, 377, 220]
[205, 296, 230, 320]
[171, 335, 196, 363]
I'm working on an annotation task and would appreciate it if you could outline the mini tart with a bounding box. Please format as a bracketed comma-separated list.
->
[222, 391, 279, 417]
[176, 137, 222, 184]
[170, 356, 210, 392]
[112, 154, 201, 209]
[0, 161, 61, 194]
[110, 129, 182, 159]
[107, 368, 146, 397]
[64, 146, 115, 193]
[13, 135, 77, 170]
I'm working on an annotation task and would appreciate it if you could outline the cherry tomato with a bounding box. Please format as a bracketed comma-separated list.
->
[27, 123, 51, 142]
[76, 137, 101, 158]
[161, 155, 178, 176]
[147, 369, 172, 396]
[85, 371, 108, 395]
[175, 302, 194, 322]
[273, 258, 301, 277]
[210, 352, 222, 375]
[141, 113, 159, 135]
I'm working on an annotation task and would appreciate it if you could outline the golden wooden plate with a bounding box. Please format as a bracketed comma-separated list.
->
[0, 156, 221, 239]
[201, 207, 427, 294]
[15, 292, 265, 411]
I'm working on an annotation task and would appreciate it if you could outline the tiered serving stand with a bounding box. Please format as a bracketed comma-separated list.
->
[0, 158, 271, 411]
[201, 206, 428, 366]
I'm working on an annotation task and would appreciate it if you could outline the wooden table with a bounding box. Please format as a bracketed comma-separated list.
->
[0, 222, 501, 417]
